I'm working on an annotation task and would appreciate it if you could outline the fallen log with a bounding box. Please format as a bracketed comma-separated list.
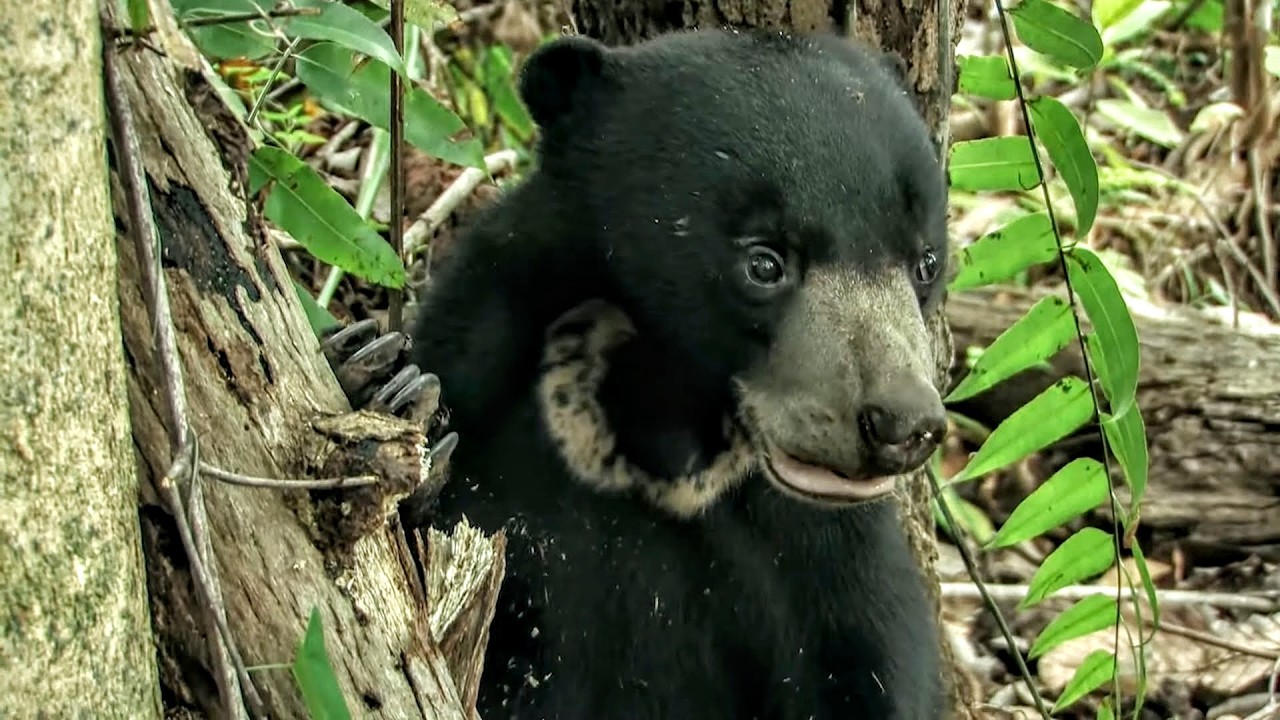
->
[945, 286, 1280, 561]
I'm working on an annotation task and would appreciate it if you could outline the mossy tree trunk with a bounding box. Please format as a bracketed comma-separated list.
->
[0, 0, 162, 715]
[567, 1, 975, 716]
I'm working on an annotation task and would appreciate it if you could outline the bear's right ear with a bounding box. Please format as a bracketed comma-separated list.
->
[519, 35, 609, 128]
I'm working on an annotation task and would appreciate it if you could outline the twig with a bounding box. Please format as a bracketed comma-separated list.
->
[403, 149, 519, 259]
[246, 36, 301, 128]
[200, 462, 379, 489]
[116, 6, 319, 38]
[388, 0, 406, 332]
[1152, 619, 1280, 660]
[940, 582, 1280, 613]
[930, 470, 1053, 719]
[101, 20, 263, 718]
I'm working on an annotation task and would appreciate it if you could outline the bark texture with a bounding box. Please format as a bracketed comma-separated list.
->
[567, 1, 976, 716]
[0, 0, 162, 715]
[103, 3, 502, 717]
[947, 287, 1280, 561]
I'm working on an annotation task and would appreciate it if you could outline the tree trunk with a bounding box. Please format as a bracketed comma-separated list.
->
[947, 286, 1280, 562]
[0, 0, 162, 715]
[102, 2, 503, 717]
[568, 1, 976, 716]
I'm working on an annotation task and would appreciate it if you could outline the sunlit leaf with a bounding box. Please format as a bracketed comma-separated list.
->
[1053, 649, 1116, 710]
[957, 55, 1017, 100]
[1068, 247, 1140, 415]
[951, 377, 1095, 483]
[989, 458, 1109, 548]
[1266, 46, 1280, 79]
[249, 146, 405, 288]
[287, 0, 408, 77]
[948, 137, 1040, 192]
[1098, 698, 1117, 720]
[1102, 405, 1148, 507]
[1101, 0, 1170, 45]
[1022, 527, 1116, 608]
[364, 0, 459, 31]
[1092, 0, 1142, 29]
[947, 296, 1076, 403]
[1010, 0, 1104, 70]
[296, 42, 485, 168]
[483, 45, 535, 140]
[1095, 99, 1184, 148]
[1029, 594, 1118, 658]
[934, 487, 996, 545]
[950, 213, 1059, 291]
[1030, 97, 1099, 235]
[293, 608, 352, 720]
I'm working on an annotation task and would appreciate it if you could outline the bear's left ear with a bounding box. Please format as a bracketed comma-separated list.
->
[519, 35, 609, 128]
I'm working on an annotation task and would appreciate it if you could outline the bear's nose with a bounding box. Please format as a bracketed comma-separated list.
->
[857, 376, 947, 474]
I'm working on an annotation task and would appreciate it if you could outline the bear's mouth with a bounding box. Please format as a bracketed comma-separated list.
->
[761, 442, 897, 504]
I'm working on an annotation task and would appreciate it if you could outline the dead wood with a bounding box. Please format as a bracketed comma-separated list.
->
[104, 3, 503, 716]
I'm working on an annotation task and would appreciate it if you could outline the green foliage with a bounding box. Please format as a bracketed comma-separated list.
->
[949, 136, 1041, 191]
[1022, 528, 1117, 608]
[296, 43, 485, 168]
[944, 0, 1157, 712]
[249, 146, 406, 288]
[292, 608, 352, 720]
[1055, 649, 1118, 710]
[125, 0, 151, 35]
[1029, 594, 1119, 658]
[951, 377, 1095, 483]
[945, 296, 1076, 403]
[988, 458, 1109, 548]
[287, 0, 410, 77]
[1009, 0, 1104, 69]
[957, 55, 1017, 100]
[170, 0, 277, 60]
[949, 212, 1059, 291]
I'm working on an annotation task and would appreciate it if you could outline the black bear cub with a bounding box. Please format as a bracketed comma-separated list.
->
[328, 28, 951, 719]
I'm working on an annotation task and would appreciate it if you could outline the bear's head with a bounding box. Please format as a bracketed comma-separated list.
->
[522, 29, 949, 509]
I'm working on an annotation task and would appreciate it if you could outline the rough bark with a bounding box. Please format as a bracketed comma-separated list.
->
[102, 2, 503, 717]
[568, 1, 976, 717]
[0, 0, 162, 715]
[947, 286, 1280, 561]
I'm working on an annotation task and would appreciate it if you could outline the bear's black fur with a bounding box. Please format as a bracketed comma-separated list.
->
[387, 28, 949, 719]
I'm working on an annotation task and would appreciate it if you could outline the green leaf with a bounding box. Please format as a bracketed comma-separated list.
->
[1101, 0, 1171, 46]
[1053, 649, 1116, 710]
[296, 43, 485, 168]
[1029, 97, 1099, 235]
[947, 296, 1076, 403]
[249, 146, 406, 288]
[1022, 527, 1116, 608]
[1131, 542, 1161, 632]
[286, 0, 408, 77]
[1102, 405, 1147, 506]
[951, 377, 1095, 483]
[1068, 247, 1140, 415]
[483, 45, 535, 140]
[293, 280, 342, 336]
[125, 0, 150, 35]
[293, 608, 352, 720]
[949, 213, 1058, 291]
[1098, 698, 1117, 720]
[957, 55, 1016, 100]
[948, 137, 1041, 192]
[170, 0, 277, 60]
[988, 458, 1109, 548]
[934, 487, 996, 545]
[1092, 0, 1143, 29]
[1029, 594, 1119, 658]
[1095, 99, 1184, 148]
[1010, 0, 1104, 70]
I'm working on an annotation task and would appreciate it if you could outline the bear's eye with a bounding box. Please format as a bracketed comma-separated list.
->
[914, 249, 940, 285]
[746, 247, 787, 286]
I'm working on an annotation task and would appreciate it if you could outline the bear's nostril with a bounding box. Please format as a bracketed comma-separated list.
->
[858, 404, 946, 470]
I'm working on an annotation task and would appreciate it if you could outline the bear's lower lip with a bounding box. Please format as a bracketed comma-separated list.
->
[762, 443, 897, 502]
